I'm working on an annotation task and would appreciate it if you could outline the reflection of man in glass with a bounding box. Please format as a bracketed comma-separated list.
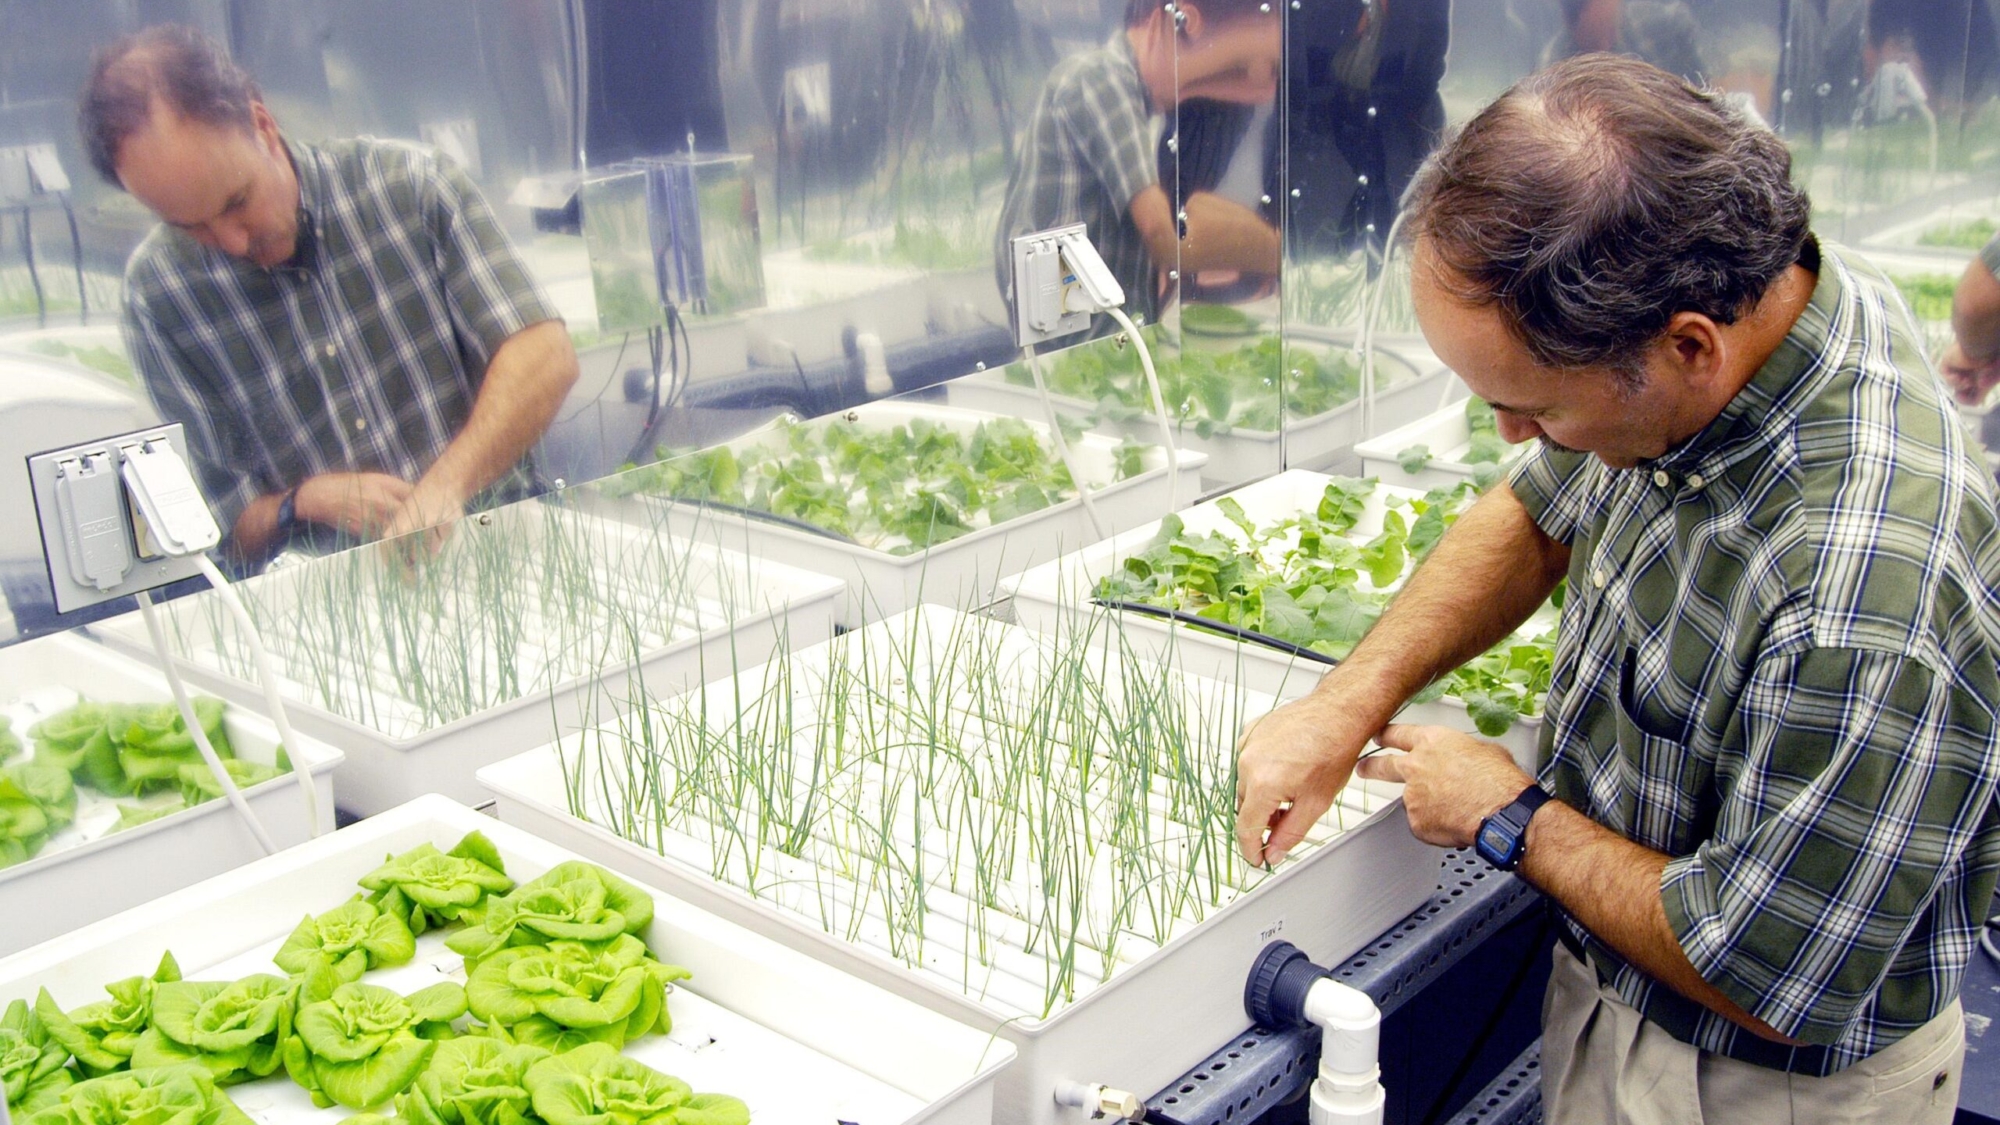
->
[1939, 234, 2000, 407]
[1542, 0, 1706, 82]
[994, 0, 1282, 324]
[79, 25, 579, 563]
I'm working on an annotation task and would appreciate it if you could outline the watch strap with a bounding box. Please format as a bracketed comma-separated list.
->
[1477, 783, 1554, 871]
[276, 486, 302, 533]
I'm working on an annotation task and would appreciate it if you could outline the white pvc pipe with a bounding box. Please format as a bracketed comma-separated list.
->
[1105, 306, 1181, 515]
[136, 590, 277, 855]
[193, 553, 322, 839]
[1303, 977, 1386, 1125]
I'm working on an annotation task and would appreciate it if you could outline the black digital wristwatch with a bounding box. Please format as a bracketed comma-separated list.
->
[1475, 783, 1554, 871]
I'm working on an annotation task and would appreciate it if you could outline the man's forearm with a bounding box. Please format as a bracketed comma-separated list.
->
[1521, 802, 1800, 1044]
[1311, 484, 1569, 728]
[1953, 257, 2000, 362]
[415, 319, 579, 511]
[1179, 192, 1281, 275]
[228, 492, 287, 563]
[1131, 186, 1281, 277]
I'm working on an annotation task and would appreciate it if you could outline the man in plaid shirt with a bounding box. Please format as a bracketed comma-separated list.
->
[993, 0, 1282, 325]
[1238, 56, 2000, 1122]
[80, 25, 577, 562]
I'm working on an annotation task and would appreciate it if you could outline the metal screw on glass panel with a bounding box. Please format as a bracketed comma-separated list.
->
[974, 361, 987, 371]
[1291, 0, 1301, 8]
[553, 478, 566, 490]
[1168, 270, 1181, 280]
[1357, 174, 1369, 186]
[1291, 187, 1302, 198]
[1365, 223, 1376, 234]
[1167, 135, 1179, 153]
[1261, 194, 1273, 205]
[1261, 2, 1271, 9]
[1780, 88, 1793, 103]
[1818, 82, 1833, 96]
[1367, 106, 1378, 117]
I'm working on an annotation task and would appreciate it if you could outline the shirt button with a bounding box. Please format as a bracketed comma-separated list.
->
[354, 417, 367, 432]
[323, 342, 336, 358]
[1688, 472, 1705, 489]
[1652, 470, 1670, 487]
[1592, 569, 1606, 588]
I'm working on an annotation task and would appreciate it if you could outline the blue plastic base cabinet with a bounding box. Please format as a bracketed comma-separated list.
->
[1146, 856, 2000, 1125]
[1959, 939, 2000, 1125]
[1145, 850, 1550, 1125]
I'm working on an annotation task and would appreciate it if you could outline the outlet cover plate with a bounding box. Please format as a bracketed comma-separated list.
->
[1010, 223, 1093, 347]
[27, 424, 209, 615]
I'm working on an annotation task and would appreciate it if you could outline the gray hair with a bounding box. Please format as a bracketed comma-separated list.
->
[1403, 54, 1811, 388]
[80, 24, 262, 186]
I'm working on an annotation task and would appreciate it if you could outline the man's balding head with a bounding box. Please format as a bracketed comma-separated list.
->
[80, 24, 261, 186]
[1404, 55, 1811, 383]
[81, 25, 300, 267]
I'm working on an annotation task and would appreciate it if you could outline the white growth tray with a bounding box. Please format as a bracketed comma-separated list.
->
[947, 339, 1458, 487]
[93, 501, 843, 815]
[0, 633, 340, 957]
[588, 400, 1207, 626]
[1003, 470, 1550, 769]
[0, 795, 1014, 1125]
[478, 607, 1441, 1125]
[1355, 400, 1528, 491]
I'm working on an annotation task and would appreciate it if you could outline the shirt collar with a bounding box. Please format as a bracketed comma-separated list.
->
[274, 135, 323, 273]
[1649, 236, 1844, 476]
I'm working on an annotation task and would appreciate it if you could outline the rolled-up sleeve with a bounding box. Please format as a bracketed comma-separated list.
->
[1660, 644, 2000, 1044]
[425, 153, 561, 377]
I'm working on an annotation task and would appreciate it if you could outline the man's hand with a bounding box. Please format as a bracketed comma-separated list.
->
[1939, 340, 2000, 406]
[379, 477, 467, 563]
[295, 472, 416, 539]
[1235, 694, 1382, 867]
[1354, 724, 1534, 848]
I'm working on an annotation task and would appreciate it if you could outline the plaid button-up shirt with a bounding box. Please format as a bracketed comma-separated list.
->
[994, 33, 1161, 320]
[123, 136, 560, 544]
[1510, 241, 2000, 1074]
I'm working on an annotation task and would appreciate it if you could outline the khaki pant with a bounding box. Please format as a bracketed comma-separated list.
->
[1541, 943, 1965, 1125]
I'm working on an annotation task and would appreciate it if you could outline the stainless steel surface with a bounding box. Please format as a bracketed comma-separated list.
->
[0, 0, 1994, 644]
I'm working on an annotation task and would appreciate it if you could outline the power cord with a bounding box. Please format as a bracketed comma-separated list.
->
[1023, 346, 1109, 542]
[135, 588, 276, 854]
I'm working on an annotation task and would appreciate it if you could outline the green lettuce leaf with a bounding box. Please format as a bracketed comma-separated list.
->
[359, 832, 514, 936]
[177, 757, 287, 806]
[524, 1042, 748, 1125]
[0, 998, 73, 1111]
[361, 1036, 551, 1125]
[284, 981, 465, 1110]
[465, 935, 690, 1047]
[0, 717, 19, 765]
[33, 952, 179, 1075]
[275, 896, 417, 985]
[446, 863, 653, 967]
[22, 1064, 252, 1125]
[134, 974, 294, 1083]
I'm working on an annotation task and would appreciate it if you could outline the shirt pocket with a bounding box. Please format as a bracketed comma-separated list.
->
[1614, 645, 1707, 851]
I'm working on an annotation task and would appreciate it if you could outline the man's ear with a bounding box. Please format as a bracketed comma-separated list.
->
[1176, 2, 1206, 39]
[250, 101, 284, 156]
[1660, 311, 1726, 390]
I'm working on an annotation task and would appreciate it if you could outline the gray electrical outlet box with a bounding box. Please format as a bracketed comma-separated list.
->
[1010, 223, 1094, 347]
[27, 424, 211, 614]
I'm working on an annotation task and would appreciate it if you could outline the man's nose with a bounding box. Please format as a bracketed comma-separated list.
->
[1494, 412, 1541, 445]
[212, 222, 254, 259]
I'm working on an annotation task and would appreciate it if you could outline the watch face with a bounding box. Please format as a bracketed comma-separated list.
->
[1477, 821, 1520, 868]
